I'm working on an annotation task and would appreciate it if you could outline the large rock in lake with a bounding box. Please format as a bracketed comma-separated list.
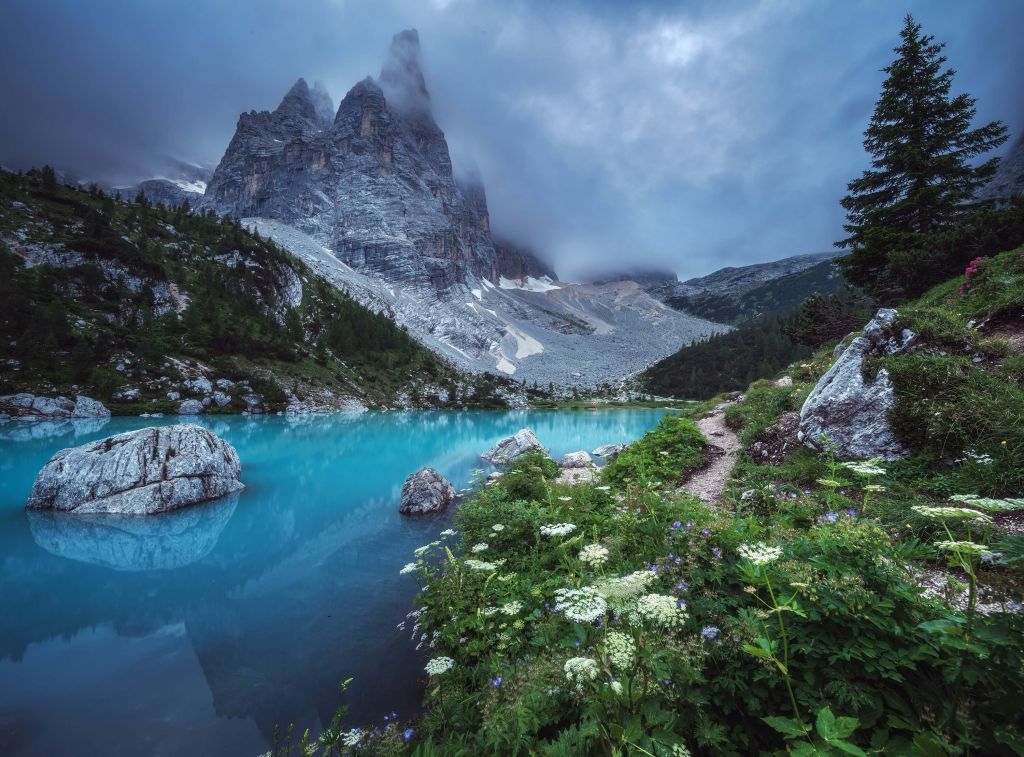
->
[592, 443, 626, 460]
[798, 308, 915, 461]
[400, 467, 456, 515]
[26, 424, 244, 514]
[481, 428, 546, 465]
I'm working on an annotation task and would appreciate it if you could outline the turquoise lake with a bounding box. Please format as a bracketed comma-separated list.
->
[0, 409, 669, 756]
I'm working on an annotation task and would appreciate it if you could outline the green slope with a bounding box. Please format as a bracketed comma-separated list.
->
[0, 168, 517, 412]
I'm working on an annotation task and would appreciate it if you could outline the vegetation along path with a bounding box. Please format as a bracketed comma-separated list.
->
[681, 399, 741, 504]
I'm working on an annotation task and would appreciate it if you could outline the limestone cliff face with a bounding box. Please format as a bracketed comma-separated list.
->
[205, 29, 542, 290]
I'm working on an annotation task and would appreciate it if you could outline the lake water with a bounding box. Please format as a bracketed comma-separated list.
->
[0, 409, 668, 756]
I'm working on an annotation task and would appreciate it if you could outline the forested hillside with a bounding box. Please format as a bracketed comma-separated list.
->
[0, 168, 520, 412]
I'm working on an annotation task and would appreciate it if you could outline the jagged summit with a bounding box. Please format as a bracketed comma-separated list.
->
[378, 29, 431, 117]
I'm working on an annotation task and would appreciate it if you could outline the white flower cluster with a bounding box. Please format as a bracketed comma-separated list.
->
[737, 542, 783, 566]
[864, 484, 887, 493]
[604, 630, 636, 670]
[501, 600, 524, 616]
[579, 543, 610, 566]
[595, 570, 658, 610]
[911, 505, 992, 523]
[841, 459, 886, 476]
[471, 542, 489, 552]
[962, 450, 994, 465]
[399, 562, 419, 575]
[935, 540, 995, 559]
[564, 657, 599, 690]
[464, 558, 498, 571]
[440, 528, 457, 537]
[540, 523, 577, 538]
[491, 524, 505, 532]
[949, 494, 1024, 512]
[482, 606, 500, 617]
[595, 485, 611, 491]
[414, 541, 441, 557]
[425, 656, 455, 676]
[558, 496, 573, 502]
[554, 586, 607, 623]
[631, 593, 688, 629]
[341, 729, 363, 748]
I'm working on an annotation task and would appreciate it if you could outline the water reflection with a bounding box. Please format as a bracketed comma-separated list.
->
[0, 409, 669, 756]
[26, 494, 239, 571]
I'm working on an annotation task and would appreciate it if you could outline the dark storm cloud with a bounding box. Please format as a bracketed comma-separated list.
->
[2, 0, 1022, 279]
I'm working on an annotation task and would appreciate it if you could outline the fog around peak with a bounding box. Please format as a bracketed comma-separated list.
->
[1, 0, 1021, 280]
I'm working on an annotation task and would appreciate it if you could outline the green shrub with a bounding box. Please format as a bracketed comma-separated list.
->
[602, 414, 705, 487]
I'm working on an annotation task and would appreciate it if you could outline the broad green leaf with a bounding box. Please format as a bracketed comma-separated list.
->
[761, 716, 810, 738]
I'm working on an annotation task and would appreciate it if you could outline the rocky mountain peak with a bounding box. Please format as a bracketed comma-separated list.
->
[378, 29, 431, 118]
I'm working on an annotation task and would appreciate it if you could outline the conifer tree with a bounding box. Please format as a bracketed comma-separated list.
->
[838, 15, 1007, 298]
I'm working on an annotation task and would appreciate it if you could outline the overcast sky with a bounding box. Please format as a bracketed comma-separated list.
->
[2, 0, 1022, 279]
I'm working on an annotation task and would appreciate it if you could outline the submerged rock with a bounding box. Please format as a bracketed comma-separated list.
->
[400, 467, 456, 515]
[481, 428, 546, 465]
[560, 451, 593, 469]
[0, 393, 110, 420]
[26, 424, 244, 514]
[799, 308, 915, 461]
[591, 443, 626, 460]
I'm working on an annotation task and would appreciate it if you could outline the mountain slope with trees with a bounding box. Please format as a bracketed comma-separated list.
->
[0, 168, 522, 412]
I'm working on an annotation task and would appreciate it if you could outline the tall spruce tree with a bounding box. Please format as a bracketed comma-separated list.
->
[838, 15, 1007, 299]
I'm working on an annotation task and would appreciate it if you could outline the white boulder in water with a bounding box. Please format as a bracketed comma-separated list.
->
[400, 467, 456, 515]
[481, 428, 546, 465]
[0, 393, 110, 419]
[26, 424, 244, 514]
[560, 451, 593, 469]
[591, 443, 626, 460]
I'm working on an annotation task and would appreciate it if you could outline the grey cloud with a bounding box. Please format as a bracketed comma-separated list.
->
[1, 0, 1021, 279]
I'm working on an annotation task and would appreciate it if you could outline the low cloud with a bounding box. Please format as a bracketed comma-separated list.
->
[2, 0, 1021, 279]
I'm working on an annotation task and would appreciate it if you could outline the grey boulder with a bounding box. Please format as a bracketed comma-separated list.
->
[481, 428, 546, 465]
[178, 399, 205, 415]
[798, 308, 915, 461]
[26, 424, 244, 514]
[0, 393, 110, 419]
[560, 451, 593, 469]
[400, 467, 456, 515]
[591, 443, 626, 459]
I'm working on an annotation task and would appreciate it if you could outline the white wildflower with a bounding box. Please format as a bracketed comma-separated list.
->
[341, 729, 363, 748]
[400, 562, 419, 575]
[471, 542, 489, 552]
[501, 600, 523, 616]
[579, 543, 610, 566]
[842, 459, 886, 476]
[558, 496, 573, 502]
[440, 528, 456, 537]
[425, 656, 455, 676]
[491, 524, 505, 532]
[864, 484, 887, 493]
[604, 631, 636, 670]
[540, 523, 577, 538]
[464, 559, 498, 571]
[911, 505, 993, 523]
[554, 586, 607, 623]
[482, 606, 500, 616]
[595, 571, 658, 610]
[949, 494, 1024, 512]
[631, 593, 688, 629]
[935, 540, 996, 559]
[564, 657, 599, 690]
[595, 485, 611, 491]
[737, 543, 783, 566]
[610, 680, 624, 695]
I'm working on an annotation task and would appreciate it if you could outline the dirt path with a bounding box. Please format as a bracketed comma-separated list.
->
[681, 401, 742, 505]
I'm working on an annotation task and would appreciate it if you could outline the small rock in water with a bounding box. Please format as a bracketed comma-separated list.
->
[560, 451, 593, 469]
[400, 467, 456, 515]
[25, 424, 244, 515]
[591, 443, 626, 459]
[481, 428, 545, 465]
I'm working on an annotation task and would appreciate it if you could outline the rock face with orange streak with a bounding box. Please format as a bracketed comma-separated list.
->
[205, 30, 546, 291]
